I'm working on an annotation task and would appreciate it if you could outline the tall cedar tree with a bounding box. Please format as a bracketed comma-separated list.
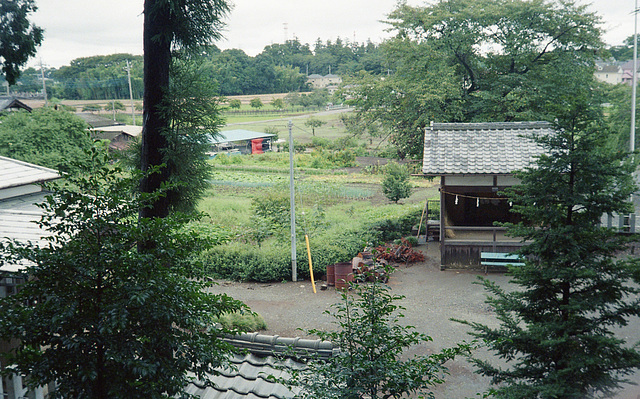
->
[0, 0, 43, 85]
[0, 149, 246, 398]
[124, 58, 224, 214]
[141, 0, 229, 218]
[458, 121, 640, 398]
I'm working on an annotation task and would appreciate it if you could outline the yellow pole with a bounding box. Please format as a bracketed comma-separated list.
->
[305, 234, 317, 293]
[416, 199, 429, 240]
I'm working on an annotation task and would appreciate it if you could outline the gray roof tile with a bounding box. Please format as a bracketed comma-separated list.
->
[422, 121, 550, 175]
[186, 333, 335, 399]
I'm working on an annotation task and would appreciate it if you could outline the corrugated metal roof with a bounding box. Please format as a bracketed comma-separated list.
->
[211, 130, 276, 145]
[92, 125, 142, 137]
[422, 121, 550, 175]
[0, 156, 60, 190]
[0, 209, 51, 244]
[75, 112, 122, 128]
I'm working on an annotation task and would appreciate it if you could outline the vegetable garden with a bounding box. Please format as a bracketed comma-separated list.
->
[194, 149, 438, 282]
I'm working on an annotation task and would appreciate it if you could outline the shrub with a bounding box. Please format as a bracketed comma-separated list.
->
[200, 208, 422, 282]
[214, 312, 267, 331]
[228, 99, 241, 109]
[286, 279, 469, 398]
[382, 161, 412, 203]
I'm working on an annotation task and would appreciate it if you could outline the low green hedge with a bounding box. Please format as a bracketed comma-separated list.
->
[200, 208, 422, 282]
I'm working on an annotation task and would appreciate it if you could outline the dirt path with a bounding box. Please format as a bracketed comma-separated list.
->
[209, 243, 640, 399]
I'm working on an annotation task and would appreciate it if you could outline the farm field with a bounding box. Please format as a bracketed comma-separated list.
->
[196, 149, 439, 283]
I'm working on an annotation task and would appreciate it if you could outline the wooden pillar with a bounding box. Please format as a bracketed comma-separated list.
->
[440, 176, 445, 269]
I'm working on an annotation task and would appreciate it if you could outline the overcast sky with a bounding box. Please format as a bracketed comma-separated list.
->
[26, 0, 637, 69]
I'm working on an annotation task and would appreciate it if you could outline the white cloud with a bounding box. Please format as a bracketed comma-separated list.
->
[25, 0, 638, 68]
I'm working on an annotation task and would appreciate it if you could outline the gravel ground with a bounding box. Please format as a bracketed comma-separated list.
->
[209, 243, 640, 399]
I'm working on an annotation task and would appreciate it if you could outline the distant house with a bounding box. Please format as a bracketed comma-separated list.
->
[0, 96, 32, 112]
[307, 73, 342, 94]
[209, 129, 276, 155]
[595, 62, 623, 85]
[422, 121, 551, 268]
[0, 156, 60, 399]
[619, 59, 640, 85]
[91, 124, 142, 151]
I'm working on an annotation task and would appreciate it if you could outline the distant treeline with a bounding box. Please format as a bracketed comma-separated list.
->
[10, 38, 385, 101]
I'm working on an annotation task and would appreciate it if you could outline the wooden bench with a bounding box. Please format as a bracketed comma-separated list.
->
[480, 252, 525, 274]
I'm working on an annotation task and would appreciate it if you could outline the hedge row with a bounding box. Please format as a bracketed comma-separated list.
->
[200, 208, 422, 282]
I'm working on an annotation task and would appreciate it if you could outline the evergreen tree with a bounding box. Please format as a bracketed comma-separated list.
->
[141, 0, 230, 219]
[457, 121, 640, 398]
[157, 58, 224, 213]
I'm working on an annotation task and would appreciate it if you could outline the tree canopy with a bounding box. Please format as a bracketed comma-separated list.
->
[344, 0, 604, 158]
[0, 0, 43, 85]
[0, 108, 93, 172]
[10, 37, 385, 99]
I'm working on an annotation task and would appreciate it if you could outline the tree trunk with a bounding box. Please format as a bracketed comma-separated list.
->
[140, 0, 172, 219]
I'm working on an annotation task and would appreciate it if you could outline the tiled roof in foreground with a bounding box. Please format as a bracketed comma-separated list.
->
[185, 333, 336, 399]
[422, 121, 551, 175]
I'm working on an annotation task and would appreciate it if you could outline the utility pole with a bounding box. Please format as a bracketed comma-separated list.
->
[39, 59, 47, 107]
[125, 60, 136, 125]
[632, 0, 638, 152]
[288, 120, 297, 282]
[283, 22, 288, 43]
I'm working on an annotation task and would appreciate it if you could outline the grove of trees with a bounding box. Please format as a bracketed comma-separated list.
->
[8, 38, 385, 99]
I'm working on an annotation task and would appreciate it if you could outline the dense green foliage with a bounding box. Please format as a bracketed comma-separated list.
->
[0, 0, 43, 85]
[0, 150, 246, 398]
[381, 161, 412, 203]
[344, 0, 604, 158]
[607, 35, 638, 62]
[50, 54, 143, 100]
[213, 312, 267, 331]
[158, 59, 224, 213]
[201, 206, 422, 282]
[458, 121, 640, 398]
[601, 81, 640, 152]
[0, 108, 93, 172]
[12, 37, 383, 98]
[288, 278, 468, 398]
[124, 58, 224, 214]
